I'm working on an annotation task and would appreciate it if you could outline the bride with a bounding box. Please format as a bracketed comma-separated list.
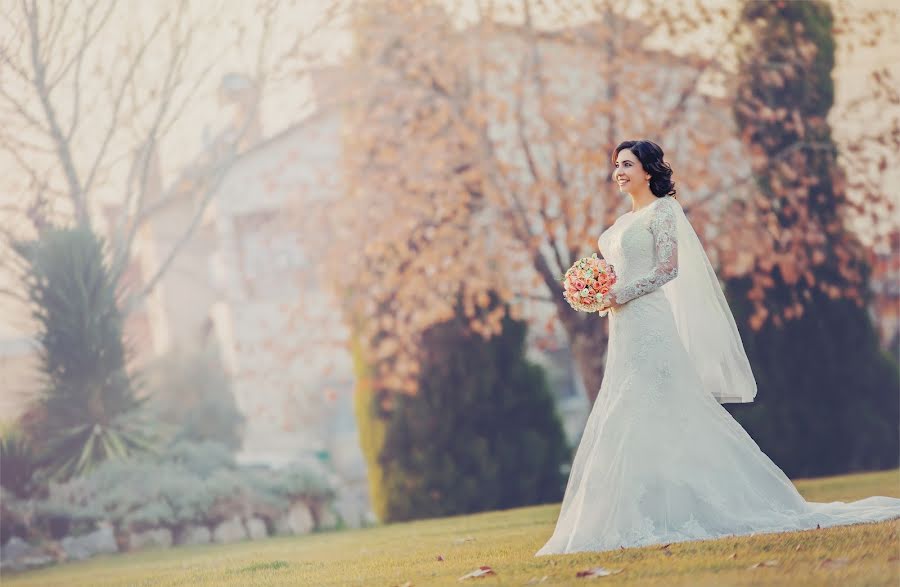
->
[536, 139, 900, 556]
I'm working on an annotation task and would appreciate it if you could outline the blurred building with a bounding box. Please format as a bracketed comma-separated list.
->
[203, 104, 353, 469]
[108, 73, 369, 524]
[203, 80, 372, 525]
[106, 73, 266, 367]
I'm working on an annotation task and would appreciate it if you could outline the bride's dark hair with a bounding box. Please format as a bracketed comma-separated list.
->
[612, 140, 677, 198]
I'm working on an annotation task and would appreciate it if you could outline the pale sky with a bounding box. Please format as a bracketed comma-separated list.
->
[1, 0, 895, 203]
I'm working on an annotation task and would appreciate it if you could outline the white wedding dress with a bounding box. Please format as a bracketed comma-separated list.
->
[536, 195, 900, 556]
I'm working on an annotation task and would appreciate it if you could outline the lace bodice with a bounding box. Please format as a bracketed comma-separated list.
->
[598, 196, 679, 307]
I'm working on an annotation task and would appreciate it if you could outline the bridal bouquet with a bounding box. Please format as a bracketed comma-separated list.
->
[562, 253, 617, 312]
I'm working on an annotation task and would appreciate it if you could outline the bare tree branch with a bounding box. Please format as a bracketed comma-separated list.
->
[24, 0, 89, 226]
[511, 50, 568, 278]
[46, 0, 114, 93]
[519, 0, 577, 274]
[41, 0, 75, 60]
[119, 0, 286, 311]
[82, 13, 169, 199]
[656, 17, 741, 132]
[0, 81, 45, 131]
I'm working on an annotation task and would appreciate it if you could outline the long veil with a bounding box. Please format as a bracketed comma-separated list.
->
[661, 198, 757, 403]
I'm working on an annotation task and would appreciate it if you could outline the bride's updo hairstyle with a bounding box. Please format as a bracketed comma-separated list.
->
[612, 140, 677, 199]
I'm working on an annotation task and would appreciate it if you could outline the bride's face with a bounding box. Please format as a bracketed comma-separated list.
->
[613, 149, 651, 195]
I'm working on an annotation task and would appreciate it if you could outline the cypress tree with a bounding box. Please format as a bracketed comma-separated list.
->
[727, 0, 898, 476]
[356, 295, 568, 523]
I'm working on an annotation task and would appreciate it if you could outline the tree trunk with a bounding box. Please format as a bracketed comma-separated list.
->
[558, 310, 609, 405]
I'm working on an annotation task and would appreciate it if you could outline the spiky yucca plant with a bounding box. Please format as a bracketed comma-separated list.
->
[0, 427, 41, 497]
[14, 227, 155, 481]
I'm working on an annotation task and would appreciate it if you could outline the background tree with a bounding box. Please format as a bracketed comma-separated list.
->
[356, 293, 568, 523]
[329, 0, 746, 406]
[725, 0, 898, 476]
[332, 0, 499, 402]
[330, 0, 896, 413]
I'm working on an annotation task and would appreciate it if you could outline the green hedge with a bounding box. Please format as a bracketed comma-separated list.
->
[354, 298, 568, 523]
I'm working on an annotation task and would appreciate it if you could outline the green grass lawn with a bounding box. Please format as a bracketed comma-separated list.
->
[4, 469, 899, 586]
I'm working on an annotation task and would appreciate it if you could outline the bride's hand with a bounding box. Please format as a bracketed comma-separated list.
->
[597, 292, 613, 314]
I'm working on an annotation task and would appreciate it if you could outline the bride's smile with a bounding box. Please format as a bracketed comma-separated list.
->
[613, 150, 649, 193]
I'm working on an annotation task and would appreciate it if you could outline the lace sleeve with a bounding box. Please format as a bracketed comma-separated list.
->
[609, 200, 679, 306]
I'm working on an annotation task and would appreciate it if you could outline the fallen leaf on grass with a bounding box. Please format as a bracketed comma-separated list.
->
[820, 558, 851, 569]
[576, 566, 624, 578]
[459, 566, 496, 580]
[747, 560, 780, 569]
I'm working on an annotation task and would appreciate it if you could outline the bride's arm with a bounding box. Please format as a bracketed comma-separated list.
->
[606, 200, 679, 307]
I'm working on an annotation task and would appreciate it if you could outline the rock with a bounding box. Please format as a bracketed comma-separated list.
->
[286, 501, 315, 535]
[212, 516, 247, 544]
[2, 553, 55, 572]
[274, 502, 315, 536]
[174, 525, 211, 546]
[363, 510, 379, 527]
[42, 540, 67, 562]
[60, 523, 118, 560]
[128, 528, 173, 551]
[0, 537, 56, 572]
[330, 480, 375, 529]
[273, 515, 292, 536]
[333, 496, 366, 529]
[245, 517, 268, 540]
[0, 536, 30, 562]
